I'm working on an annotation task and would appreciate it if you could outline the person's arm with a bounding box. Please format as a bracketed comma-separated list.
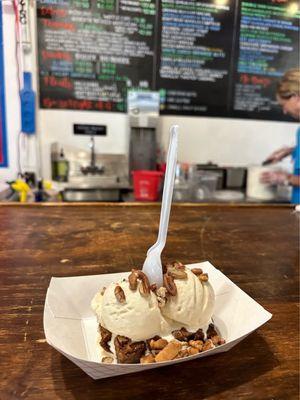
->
[287, 174, 300, 187]
[261, 171, 300, 186]
[264, 146, 295, 164]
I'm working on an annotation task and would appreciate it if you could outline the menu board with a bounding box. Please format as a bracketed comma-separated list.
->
[37, 0, 158, 112]
[232, 0, 300, 121]
[36, 0, 300, 121]
[157, 0, 236, 116]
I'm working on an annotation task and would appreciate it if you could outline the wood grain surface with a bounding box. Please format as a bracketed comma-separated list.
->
[0, 204, 299, 400]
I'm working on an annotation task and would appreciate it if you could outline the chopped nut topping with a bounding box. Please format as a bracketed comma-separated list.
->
[211, 335, 220, 346]
[156, 286, 168, 308]
[188, 340, 204, 351]
[149, 338, 168, 350]
[128, 270, 138, 290]
[128, 270, 150, 296]
[150, 283, 157, 292]
[188, 347, 199, 355]
[191, 268, 203, 276]
[199, 273, 209, 282]
[167, 265, 187, 280]
[139, 282, 149, 296]
[137, 271, 151, 296]
[163, 273, 177, 296]
[114, 285, 126, 303]
[146, 335, 161, 353]
[155, 340, 182, 362]
[211, 335, 226, 346]
[176, 349, 190, 358]
[140, 354, 155, 364]
[172, 261, 186, 270]
[102, 356, 113, 363]
[202, 339, 214, 351]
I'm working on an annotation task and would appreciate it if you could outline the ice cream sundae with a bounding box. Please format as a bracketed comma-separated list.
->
[91, 261, 225, 364]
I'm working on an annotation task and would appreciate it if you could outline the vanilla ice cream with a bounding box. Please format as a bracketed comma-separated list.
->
[161, 268, 215, 330]
[92, 280, 161, 341]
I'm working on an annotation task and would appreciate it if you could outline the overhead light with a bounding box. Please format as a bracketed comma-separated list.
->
[215, 0, 229, 5]
[287, 2, 299, 15]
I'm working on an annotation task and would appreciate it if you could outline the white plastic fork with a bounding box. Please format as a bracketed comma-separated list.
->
[142, 125, 179, 287]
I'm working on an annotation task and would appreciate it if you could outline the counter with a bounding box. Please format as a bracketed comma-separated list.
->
[0, 204, 298, 400]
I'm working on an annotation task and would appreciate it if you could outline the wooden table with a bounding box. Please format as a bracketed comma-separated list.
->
[0, 204, 299, 400]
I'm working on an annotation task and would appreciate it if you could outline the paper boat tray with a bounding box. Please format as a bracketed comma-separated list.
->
[44, 261, 272, 380]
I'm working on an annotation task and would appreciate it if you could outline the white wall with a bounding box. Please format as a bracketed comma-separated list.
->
[159, 117, 298, 167]
[1, 2, 299, 183]
[40, 110, 129, 179]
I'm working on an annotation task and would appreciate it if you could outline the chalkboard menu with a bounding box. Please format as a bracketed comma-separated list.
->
[37, 0, 299, 121]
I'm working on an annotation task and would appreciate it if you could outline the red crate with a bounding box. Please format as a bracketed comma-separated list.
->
[132, 170, 164, 201]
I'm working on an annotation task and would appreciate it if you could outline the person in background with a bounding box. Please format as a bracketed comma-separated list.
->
[261, 69, 300, 204]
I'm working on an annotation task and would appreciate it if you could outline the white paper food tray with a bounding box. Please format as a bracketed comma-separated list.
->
[43, 261, 272, 380]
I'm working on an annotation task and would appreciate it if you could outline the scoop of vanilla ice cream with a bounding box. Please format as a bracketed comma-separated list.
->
[91, 291, 103, 316]
[161, 268, 215, 330]
[91, 280, 161, 341]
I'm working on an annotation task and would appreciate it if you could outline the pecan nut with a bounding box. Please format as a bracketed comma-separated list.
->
[202, 339, 214, 351]
[128, 270, 138, 290]
[129, 270, 150, 296]
[188, 347, 199, 355]
[191, 268, 203, 276]
[172, 261, 185, 270]
[163, 273, 177, 296]
[188, 340, 203, 351]
[102, 356, 113, 363]
[176, 348, 190, 358]
[199, 273, 208, 282]
[211, 335, 225, 345]
[136, 270, 150, 296]
[150, 283, 157, 292]
[115, 285, 126, 303]
[140, 354, 155, 364]
[149, 338, 168, 350]
[155, 340, 182, 362]
[156, 286, 168, 308]
[167, 265, 187, 280]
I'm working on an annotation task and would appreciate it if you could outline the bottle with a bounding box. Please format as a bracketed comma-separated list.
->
[34, 180, 48, 202]
[52, 148, 69, 182]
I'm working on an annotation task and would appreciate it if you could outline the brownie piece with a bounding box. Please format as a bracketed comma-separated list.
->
[114, 335, 146, 364]
[99, 324, 112, 353]
[193, 328, 204, 341]
[206, 323, 218, 339]
[172, 327, 194, 342]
